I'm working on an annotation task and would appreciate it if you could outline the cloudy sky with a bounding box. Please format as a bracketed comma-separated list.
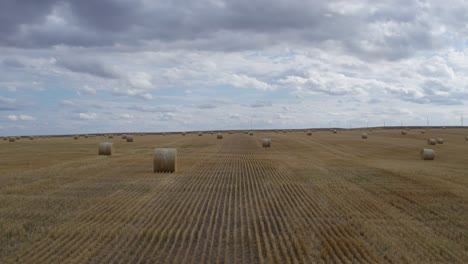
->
[1, 0, 467, 135]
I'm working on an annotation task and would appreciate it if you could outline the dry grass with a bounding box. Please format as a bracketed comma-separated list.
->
[0, 129, 467, 263]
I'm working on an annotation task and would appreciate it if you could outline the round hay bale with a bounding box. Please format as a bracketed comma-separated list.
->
[262, 138, 271, 148]
[436, 138, 444, 144]
[3, 138, 7, 141]
[29, 137, 34, 140]
[427, 138, 437, 145]
[217, 133, 223, 139]
[420, 148, 435, 160]
[126, 135, 134, 142]
[122, 134, 127, 139]
[108, 135, 113, 139]
[401, 131, 407, 135]
[198, 132, 203, 136]
[9, 137, 15, 142]
[182, 132, 186, 136]
[406, 128, 410, 131]
[98, 142, 113, 156]
[307, 131, 312, 136]
[361, 133, 368, 139]
[154, 148, 177, 173]
[420, 131, 425, 134]
[74, 135, 79, 140]
[333, 129, 337, 134]
[465, 135, 468, 141]
[249, 132, 254, 136]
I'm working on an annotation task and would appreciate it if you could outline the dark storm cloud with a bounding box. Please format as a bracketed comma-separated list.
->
[57, 58, 120, 79]
[0, 0, 59, 37]
[1, 0, 467, 61]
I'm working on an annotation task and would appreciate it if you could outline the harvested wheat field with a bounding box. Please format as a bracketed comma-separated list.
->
[0, 129, 467, 263]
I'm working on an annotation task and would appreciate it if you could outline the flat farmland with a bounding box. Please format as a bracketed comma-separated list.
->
[0, 129, 467, 263]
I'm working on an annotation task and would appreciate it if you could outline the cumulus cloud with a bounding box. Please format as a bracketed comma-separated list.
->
[111, 88, 153, 100]
[6, 114, 35, 121]
[78, 112, 97, 120]
[127, 72, 153, 90]
[76, 85, 97, 95]
[59, 99, 76, 106]
[220, 73, 274, 90]
[1, 1, 468, 135]
[116, 114, 133, 119]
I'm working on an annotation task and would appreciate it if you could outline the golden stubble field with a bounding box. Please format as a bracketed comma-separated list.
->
[0, 129, 467, 263]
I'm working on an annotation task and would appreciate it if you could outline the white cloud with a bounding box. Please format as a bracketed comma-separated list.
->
[60, 99, 76, 106]
[128, 72, 153, 90]
[117, 114, 133, 119]
[112, 88, 153, 100]
[78, 112, 97, 120]
[19, 115, 35, 121]
[6, 115, 35, 121]
[220, 73, 274, 90]
[6, 115, 18, 121]
[76, 85, 97, 95]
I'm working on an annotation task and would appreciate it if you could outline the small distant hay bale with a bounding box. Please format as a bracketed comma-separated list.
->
[122, 134, 127, 139]
[401, 131, 407, 135]
[126, 135, 134, 142]
[84, 135, 89, 138]
[74, 135, 79, 140]
[98, 142, 113, 156]
[262, 138, 271, 148]
[420, 148, 435, 160]
[249, 132, 254, 136]
[3, 138, 7, 141]
[436, 138, 444, 144]
[307, 131, 312, 136]
[427, 138, 437, 145]
[29, 137, 34, 140]
[198, 132, 203, 136]
[333, 129, 337, 134]
[217, 133, 223, 139]
[465, 135, 468, 141]
[16, 137, 20, 140]
[406, 128, 410, 131]
[108, 135, 113, 139]
[420, 131, 425, 134]
[182, 132, 186, 136]
[154, 148, 177, 173]
[362, 133, 368, 139]
[9, 137, 15, 142]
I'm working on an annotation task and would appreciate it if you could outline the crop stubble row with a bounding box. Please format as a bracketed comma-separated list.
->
[1, 132, 466, 263]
